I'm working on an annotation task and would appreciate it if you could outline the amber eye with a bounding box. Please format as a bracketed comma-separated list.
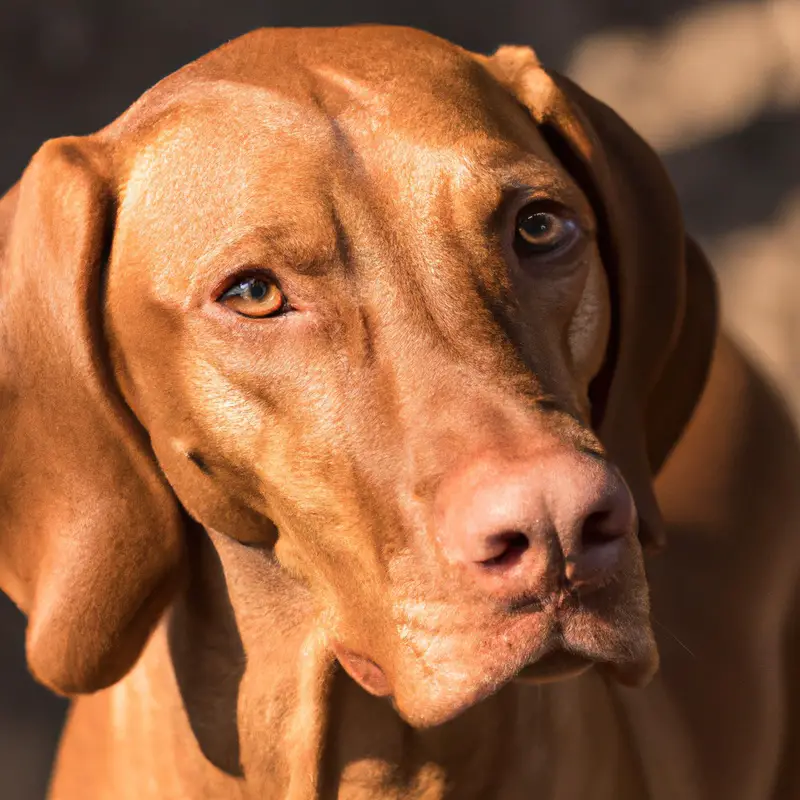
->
[218, 276, 286, 318]
[515, 208, 581, 255]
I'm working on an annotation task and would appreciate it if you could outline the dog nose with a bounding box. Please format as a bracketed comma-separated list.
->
[433, 450, 636, 599]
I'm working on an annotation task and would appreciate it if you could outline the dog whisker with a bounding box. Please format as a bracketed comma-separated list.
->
[652, 615, 697, 660]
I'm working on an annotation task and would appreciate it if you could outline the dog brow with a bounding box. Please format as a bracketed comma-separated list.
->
[197, 223, 342, 277]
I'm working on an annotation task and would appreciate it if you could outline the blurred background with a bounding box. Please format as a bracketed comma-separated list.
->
[1, 0, 798, 797]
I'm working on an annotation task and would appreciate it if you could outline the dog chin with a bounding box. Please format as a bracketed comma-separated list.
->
[389, 649, 658, 728]
[337, 641, 657, 729]
[389, 673, 515, 729]
[334, 602, 660, 728]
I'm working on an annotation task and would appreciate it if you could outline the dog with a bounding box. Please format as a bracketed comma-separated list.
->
[2, 25, 800, 800]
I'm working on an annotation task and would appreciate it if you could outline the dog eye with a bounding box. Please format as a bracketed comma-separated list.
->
[515, 208, 580, 256]
[218, 276, 286, 318]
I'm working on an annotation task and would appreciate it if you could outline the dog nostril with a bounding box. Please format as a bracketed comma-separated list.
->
[480, 531, 530, 568]
[580, 510, 620, 550]
[565, 510, 627, 588]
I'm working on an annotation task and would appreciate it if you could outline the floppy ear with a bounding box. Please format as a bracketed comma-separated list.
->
[485, 47, 718, 550]
[0, 138, 184, 694]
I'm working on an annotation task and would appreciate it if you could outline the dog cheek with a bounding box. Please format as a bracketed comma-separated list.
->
[567, 257, 611, 390]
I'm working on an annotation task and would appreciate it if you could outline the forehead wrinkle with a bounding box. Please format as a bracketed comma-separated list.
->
[116, 99, 354, 291]
[347, 145, 571, 383]
[119, 86, 342, 211]
[111, 79, 331, 153]
[191, 222, 340, 279]
[310, 66, 386, 121]
[352, 130, 564, 222]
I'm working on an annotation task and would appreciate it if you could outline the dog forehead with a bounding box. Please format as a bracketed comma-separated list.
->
[108, 27, 565, 284]
[113, 97, 338, 290]
[115, 83, 553, 237]
[177, 25, 494, 106]
[120, 86, 334, 195]
[108, 25, 541, 158]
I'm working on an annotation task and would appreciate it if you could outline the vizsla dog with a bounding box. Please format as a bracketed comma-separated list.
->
[2, 25, 800, 800]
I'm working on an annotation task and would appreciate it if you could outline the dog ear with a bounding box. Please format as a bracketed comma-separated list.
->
[0, 138, 185, 694]
[485, 47, 718, 550]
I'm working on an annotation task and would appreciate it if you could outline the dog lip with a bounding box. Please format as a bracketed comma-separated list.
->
[506, 591, 547, 613]
[506, 584, 590, 614]
[515, 648, 594, 684]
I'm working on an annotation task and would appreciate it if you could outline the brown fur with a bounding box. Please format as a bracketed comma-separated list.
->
[1, 26, 799, 799]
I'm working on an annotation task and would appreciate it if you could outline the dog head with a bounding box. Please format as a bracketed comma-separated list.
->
[0, 26, 716, 727]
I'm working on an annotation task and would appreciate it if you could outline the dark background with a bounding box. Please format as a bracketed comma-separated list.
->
[2, 1, 798, 797]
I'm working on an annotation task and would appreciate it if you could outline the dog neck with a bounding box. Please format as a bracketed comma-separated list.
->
[75, 528, 658, 800]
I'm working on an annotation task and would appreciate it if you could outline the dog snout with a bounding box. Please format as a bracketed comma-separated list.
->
[433, 450, 637, 601]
